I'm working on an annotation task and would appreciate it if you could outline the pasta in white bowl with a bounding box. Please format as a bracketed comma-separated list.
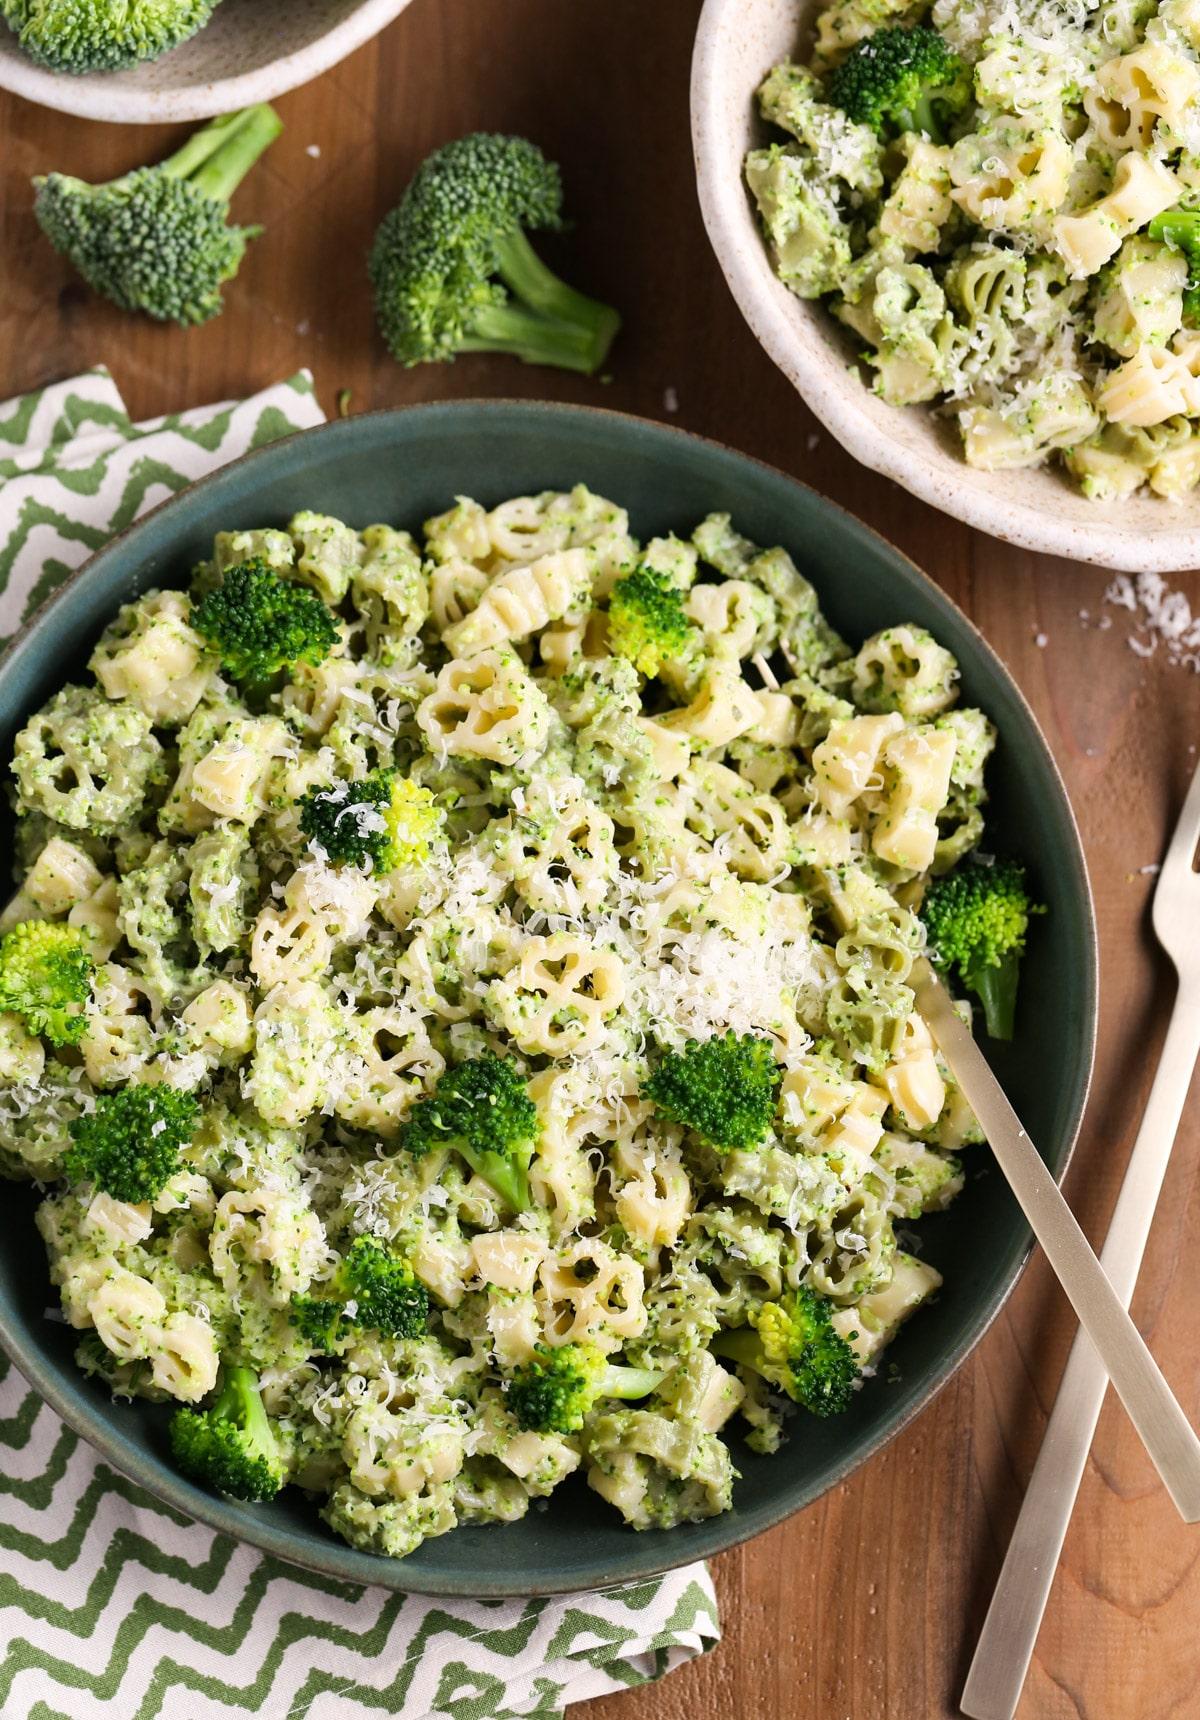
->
[694, 0, 1200, 569]
[0, 483, 1016, 1562]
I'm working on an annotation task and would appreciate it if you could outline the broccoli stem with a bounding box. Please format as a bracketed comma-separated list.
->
[711, 1328, 762, 1372]
[459, 299, 612, 374]
[220, 1364, 273, 1441]
[456, 1142, 531, 1211]
[601, 1364, 668, 1401]
[493, 227, 621, 350]
[969, 948, 1021, 1042]
[902, 94, 942, 142]
[180, 105, 284, 207]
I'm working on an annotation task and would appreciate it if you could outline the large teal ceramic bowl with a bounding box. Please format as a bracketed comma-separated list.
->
[0, 403, 1096, 1596]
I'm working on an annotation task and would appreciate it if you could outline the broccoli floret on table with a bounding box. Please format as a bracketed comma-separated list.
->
[33, 104, 280, 326]
[169, 1364, 285, 1501]
[1148, 209, 1200, 322]
[644, 1031, 782, 1152]
[0, 920, 94, 1046]
[2, 0, 219, 73]
[827, 27, 970, 143]
[369, 131, 620, 374]
[298, 769, 442, 874]
[607, 566, 693, 678]
[506, 1343, 666, 1435]
[64, 1084, 200, 1203]
[400, 1053, 539, 1212]
[713, 1286, 860, 1417]
[920, 856, 1044, 1041]
[191, 556, 339, 686]
[291, 1237, 430, 1351]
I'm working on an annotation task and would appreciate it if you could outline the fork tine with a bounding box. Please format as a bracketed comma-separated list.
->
[1161, 757, 1200, 879]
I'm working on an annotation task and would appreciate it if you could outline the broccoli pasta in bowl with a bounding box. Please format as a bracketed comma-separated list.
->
[1, 478, 1041, 1565]
[739, 0, 1200, 502]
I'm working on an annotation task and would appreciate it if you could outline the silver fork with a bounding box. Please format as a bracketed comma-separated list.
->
[961, 756, 1200, 1720]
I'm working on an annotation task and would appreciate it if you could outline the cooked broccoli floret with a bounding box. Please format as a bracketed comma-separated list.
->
[0, 920, 94, 1046]
[712, 1286, 860, 1416]
[607, 566, 693, 677]
[920, 857, 1045, 1041]
[400, 1053, 539, 1211]
[33, 105, 280, 326]
[169, 1364, 285, 1501]
[1148, 209, 1200, 322]
[3, 0, 219, 73]
[826, 26, 970, 143]
[64, 1084, 200, 1203]
[644, 1031, 782, 1152]
[506, 1343, 666, 1435]
[368, 132, 620, 374]
[191, 556, 339, 685]
[291, 1237, 430, 1350]
[298, 770, 441, 874]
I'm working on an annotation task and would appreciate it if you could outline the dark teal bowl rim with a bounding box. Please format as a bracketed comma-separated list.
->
[0, 401, 1097, 1596]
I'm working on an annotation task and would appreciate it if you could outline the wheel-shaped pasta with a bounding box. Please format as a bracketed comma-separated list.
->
[537, 1238, 647, 1350]
[489, 933, 625, 1057]
[13, 685, 163, 832]
[417, 648, 552, 765]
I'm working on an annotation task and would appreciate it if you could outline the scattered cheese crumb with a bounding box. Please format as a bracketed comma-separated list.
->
[663, 386, 679, 414]
[1105, 573, 1200, 670]
[306, 144, 321, 159]
[1034, 632, 1048, 648]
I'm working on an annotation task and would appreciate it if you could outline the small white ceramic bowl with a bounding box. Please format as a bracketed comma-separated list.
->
[692, 0, 1200, 572]
[0, 0, 413, 124]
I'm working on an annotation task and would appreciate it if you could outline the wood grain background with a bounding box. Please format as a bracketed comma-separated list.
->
[3, 2, 1200, 1715]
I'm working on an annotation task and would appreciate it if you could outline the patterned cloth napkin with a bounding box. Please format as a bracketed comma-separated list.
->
[0, 370, 720, 1720]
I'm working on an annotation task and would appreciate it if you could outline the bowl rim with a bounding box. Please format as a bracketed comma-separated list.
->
[0, 400, 1098, 1595]
[690, 0, 1200, 573]
[0, 0, 413, 124]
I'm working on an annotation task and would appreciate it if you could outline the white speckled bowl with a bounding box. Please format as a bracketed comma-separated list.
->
[0, 0, 413, 124]
[692, 0, 1200, 571]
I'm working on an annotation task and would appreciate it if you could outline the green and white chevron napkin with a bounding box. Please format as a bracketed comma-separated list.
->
[0, 370, 720, 1720]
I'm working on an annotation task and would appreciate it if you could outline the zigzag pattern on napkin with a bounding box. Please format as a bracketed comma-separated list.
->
[0, 371, 322, 640]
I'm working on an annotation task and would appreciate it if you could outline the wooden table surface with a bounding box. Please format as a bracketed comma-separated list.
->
[3, 3, 1200, 1716]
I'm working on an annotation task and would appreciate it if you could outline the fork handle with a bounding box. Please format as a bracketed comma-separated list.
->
[961, 987, 1200, 1720]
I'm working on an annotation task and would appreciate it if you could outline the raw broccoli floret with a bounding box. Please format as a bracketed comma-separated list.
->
[1148, 209, 1200, 322]
[169, 1364, 285, 1501]
[712, 1286, 860, 1416]
[64, 1084, 200, 1203]
[400, 1053, 539, 1211]
[369, 132, 620, 374]
[191, 556, 339, 685]
[607, 566, 693, 677]
[291, 1237, 430, 1350]
[644, 1031, 782, 1152]
[920, 857, 1044, 1041]
[826, 26, 970, 143]
[3, 0, 219, 73]
[506, 1343, 666, 1435]
[298, 770, 441, 874]
[33, 105, 280, 326]
[0, 920, 94, 1046]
